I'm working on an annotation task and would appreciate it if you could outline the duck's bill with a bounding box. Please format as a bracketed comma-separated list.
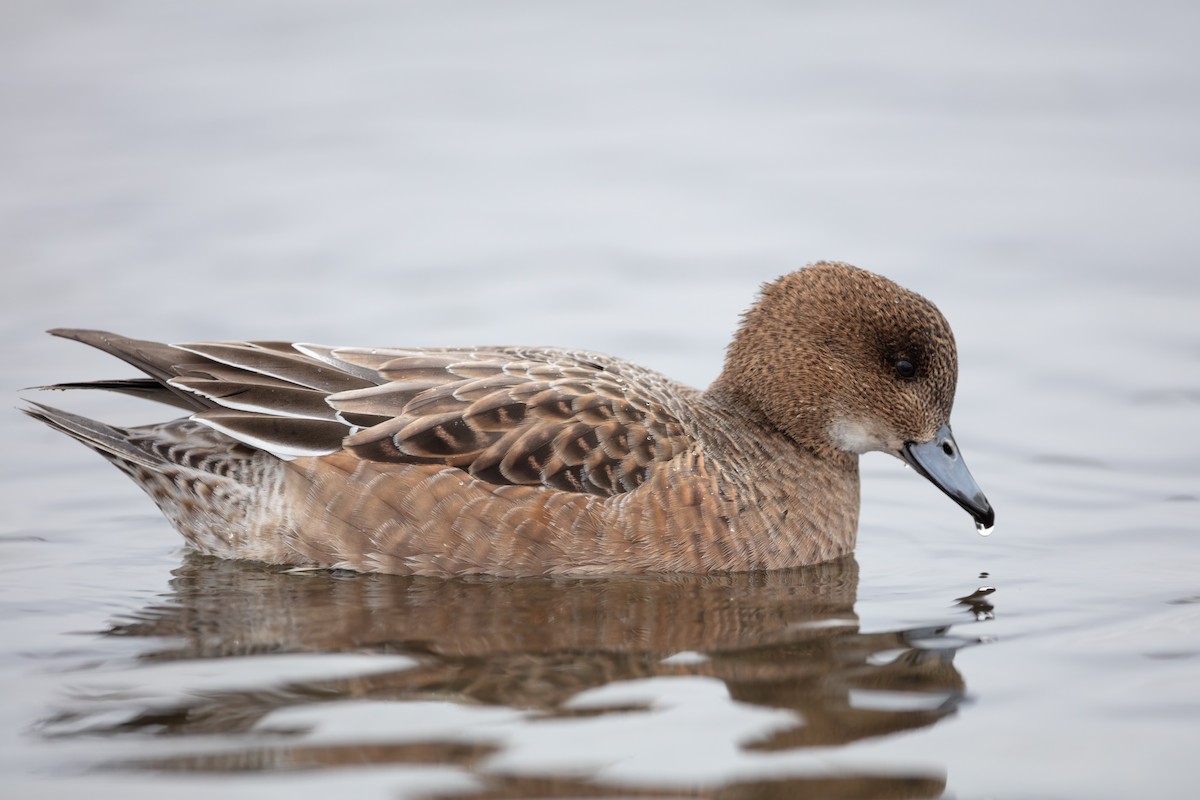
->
[899, 424, 995, 530]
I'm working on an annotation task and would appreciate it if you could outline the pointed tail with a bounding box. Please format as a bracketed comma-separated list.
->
[22, 402, 167, 472]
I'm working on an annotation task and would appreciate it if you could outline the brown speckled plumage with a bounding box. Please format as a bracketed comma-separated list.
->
[25, 262, 992, 576]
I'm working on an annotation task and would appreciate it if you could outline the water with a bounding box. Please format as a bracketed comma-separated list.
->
[2, 2, 1199, 798]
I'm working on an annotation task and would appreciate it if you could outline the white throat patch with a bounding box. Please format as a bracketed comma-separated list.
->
[829, 418, 887, 454]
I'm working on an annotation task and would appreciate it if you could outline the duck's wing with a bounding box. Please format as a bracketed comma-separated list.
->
[319, 346, 695, 496]
[42, 331, 696, 497]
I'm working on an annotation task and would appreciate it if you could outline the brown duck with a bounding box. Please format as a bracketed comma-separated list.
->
[25, 262, 993, 576]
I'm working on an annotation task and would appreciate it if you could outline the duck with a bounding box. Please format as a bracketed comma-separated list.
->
[24, 261, 993, 577]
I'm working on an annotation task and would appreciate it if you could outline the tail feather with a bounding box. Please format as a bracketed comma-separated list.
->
[23, 400, 298, 565]
[22, 402, 167, 471]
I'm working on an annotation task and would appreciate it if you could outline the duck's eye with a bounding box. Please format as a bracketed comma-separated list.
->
[894, 359, 916, 380]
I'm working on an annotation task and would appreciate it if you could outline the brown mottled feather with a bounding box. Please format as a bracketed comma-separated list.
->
[326, 349, 693, 497]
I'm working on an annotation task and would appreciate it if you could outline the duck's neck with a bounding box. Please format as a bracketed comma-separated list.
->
[702, 380, 856, 472]
[697, 384, 861, 567]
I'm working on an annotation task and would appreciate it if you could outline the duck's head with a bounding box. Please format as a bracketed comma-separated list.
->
[717, 261, 994, 531]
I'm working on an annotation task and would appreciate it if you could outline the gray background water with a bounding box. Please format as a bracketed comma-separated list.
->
[2, 2, 1198, 798]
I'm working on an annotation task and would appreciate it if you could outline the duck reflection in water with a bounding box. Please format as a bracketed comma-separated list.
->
[46, 553, 993, 798]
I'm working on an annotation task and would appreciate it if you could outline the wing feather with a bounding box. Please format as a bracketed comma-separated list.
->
[335, 350, 694, 497]
[169, 377, 341, 421]
[193, 410, 349, 458]
[174, 342, 368, 393]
